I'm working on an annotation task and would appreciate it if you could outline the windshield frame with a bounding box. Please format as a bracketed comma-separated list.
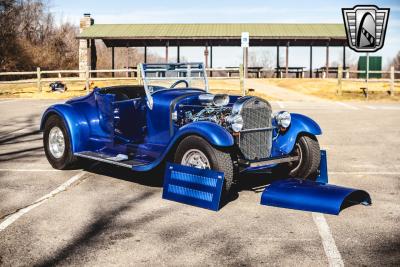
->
[139, 62, 209, 109]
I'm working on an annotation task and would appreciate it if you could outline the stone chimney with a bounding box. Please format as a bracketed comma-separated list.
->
[79, 13, 95, 77]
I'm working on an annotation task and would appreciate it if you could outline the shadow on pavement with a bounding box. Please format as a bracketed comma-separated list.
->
[81, 160, 282, 209]
[0, 146, 43, 162]
[34, 191, 172, 266]
[0, 114, 43, 163]
[83, 161, 165, 188]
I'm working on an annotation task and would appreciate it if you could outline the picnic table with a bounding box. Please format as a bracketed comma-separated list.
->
[225, 67, 264, 78]
[275, 67, 305, 78]
[315, 67, 349, 78]
[124, 66, 138, 77]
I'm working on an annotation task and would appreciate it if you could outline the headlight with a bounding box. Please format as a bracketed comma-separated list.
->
[227, 114, 244, 132]
[275, 111, 291, 128]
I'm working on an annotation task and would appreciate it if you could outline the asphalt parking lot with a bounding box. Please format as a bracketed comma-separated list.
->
[0, 98, 399, 266]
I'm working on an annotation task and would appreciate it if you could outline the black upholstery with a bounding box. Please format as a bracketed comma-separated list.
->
[98, 85, 146, 100]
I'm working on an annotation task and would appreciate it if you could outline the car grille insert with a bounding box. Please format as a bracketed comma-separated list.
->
[238, 97, 272, 160]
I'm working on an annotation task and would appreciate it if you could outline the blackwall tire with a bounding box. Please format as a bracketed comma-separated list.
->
[43, 115, 77, 170]
[288, 135, 321, 179]
[174, 135, 234, 194]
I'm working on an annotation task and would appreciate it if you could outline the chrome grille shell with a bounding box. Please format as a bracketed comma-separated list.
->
[232, 97, 272, 160]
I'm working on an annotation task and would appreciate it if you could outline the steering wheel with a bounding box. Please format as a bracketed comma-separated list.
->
[170, 80, 189, 89]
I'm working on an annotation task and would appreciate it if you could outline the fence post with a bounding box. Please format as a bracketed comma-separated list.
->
[239, 64, 245, 96]
[337, 64, 342, 96]
[390, 65, 395, 97]
[137, 64, 142, 85]
[345, 69, 349, 79]
[85, 67, 90, 92]
[36, 67, 42, 92]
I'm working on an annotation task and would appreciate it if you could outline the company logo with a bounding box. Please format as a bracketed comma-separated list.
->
[342, 5, 390, 52]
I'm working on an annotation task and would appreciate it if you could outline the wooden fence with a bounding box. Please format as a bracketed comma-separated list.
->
[0, 66, 399, 97]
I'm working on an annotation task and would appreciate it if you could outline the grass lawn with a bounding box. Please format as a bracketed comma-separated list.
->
[1, 78, 398, 102]
[265, 78, 400, 101]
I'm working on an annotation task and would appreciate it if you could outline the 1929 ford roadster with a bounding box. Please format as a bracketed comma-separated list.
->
[41, 63, 322, 195]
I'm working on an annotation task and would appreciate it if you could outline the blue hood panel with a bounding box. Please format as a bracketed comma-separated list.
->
[162, 163, 224, 211]
[260, 179, 371, 215]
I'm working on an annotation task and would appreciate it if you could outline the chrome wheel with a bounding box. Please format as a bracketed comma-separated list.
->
[290, 142, 303, 173]
[181, 149, 211, 169]
[48, 126, 65, 159]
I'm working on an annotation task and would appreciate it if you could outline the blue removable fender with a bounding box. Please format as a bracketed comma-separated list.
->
[261, 150, 371, 215]
[162, 163, 224, 211]
[316, 150, 328, 183]
[260, 179, 371, 215]
[272, 113, 322, 156]
[176, 121, 234, 147]
[40, 104, 90, 153]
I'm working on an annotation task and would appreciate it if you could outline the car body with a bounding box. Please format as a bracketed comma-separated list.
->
[41, 63, 322, 194]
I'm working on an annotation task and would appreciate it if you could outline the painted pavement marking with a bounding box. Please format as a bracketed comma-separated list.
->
[276, 101, 285, 108]
[330, 171, 400, 175]
[312, 213, 344, 267]
[0, 171, 87, 232]
[335, 102, 359, 110]
[0, 168, 66, 172]
[0, 99, 20, 104]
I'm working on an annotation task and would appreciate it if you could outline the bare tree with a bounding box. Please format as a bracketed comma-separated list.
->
[1, 0, 79, 72]
[390, 51, 400, 78]
[0, 0, 33, 71]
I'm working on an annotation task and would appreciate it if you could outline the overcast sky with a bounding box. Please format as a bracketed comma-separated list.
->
[50, 0, 400, 68]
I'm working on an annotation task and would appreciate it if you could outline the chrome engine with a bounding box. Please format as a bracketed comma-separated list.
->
[178, 94, 273, 160]
[179, 106, 232, 128]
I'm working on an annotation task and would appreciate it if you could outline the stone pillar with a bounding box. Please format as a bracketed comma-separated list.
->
[79, 13, 95, 78]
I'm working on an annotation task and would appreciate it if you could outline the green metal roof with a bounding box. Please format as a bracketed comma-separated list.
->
[78, 23, 346, 39]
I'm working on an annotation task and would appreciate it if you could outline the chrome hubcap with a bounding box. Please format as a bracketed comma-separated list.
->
[48, 126, 65, 159]
[181, 149, 211, 169]
[291, 143, 303, 173]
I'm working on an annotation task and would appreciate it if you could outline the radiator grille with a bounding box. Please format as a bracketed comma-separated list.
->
[238, 98, 272, 160]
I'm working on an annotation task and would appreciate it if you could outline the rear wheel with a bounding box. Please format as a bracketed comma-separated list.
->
[43, 115, 77, 169]
[287, 135, 321, 179]
[174, 135, 234, 194]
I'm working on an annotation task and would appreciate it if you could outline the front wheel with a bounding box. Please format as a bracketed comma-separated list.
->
[287, 135, 321, 179]
[43, 115, 77, 169]
[174, 135, 234, 194]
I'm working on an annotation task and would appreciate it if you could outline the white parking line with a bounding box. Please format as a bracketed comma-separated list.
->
[40, 102, 63, 108]
[0, 169, 64, 172]
[0, 171, 87, 232]
[312, 213, 344, 267]
[330, 171, 400, 175]
[365, 105, 400, 111]
[380, 106, 400, 110]
[335, 102, 359, 110]
[0, 99, 19, 104]
[276, 101, 285, 108]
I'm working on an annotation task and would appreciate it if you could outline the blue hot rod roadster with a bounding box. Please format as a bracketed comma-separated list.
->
[41, 63, 322, 195]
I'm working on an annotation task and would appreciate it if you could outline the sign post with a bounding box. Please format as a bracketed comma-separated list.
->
[241, 32, 249, 96]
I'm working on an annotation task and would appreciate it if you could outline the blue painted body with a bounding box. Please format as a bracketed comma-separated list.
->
[40, 85, 321, 172]
[260, 179, 371, 215]
[163, 163, 224, 211]
[316, 150, 328, 183]
[260, 151, 371, 215]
